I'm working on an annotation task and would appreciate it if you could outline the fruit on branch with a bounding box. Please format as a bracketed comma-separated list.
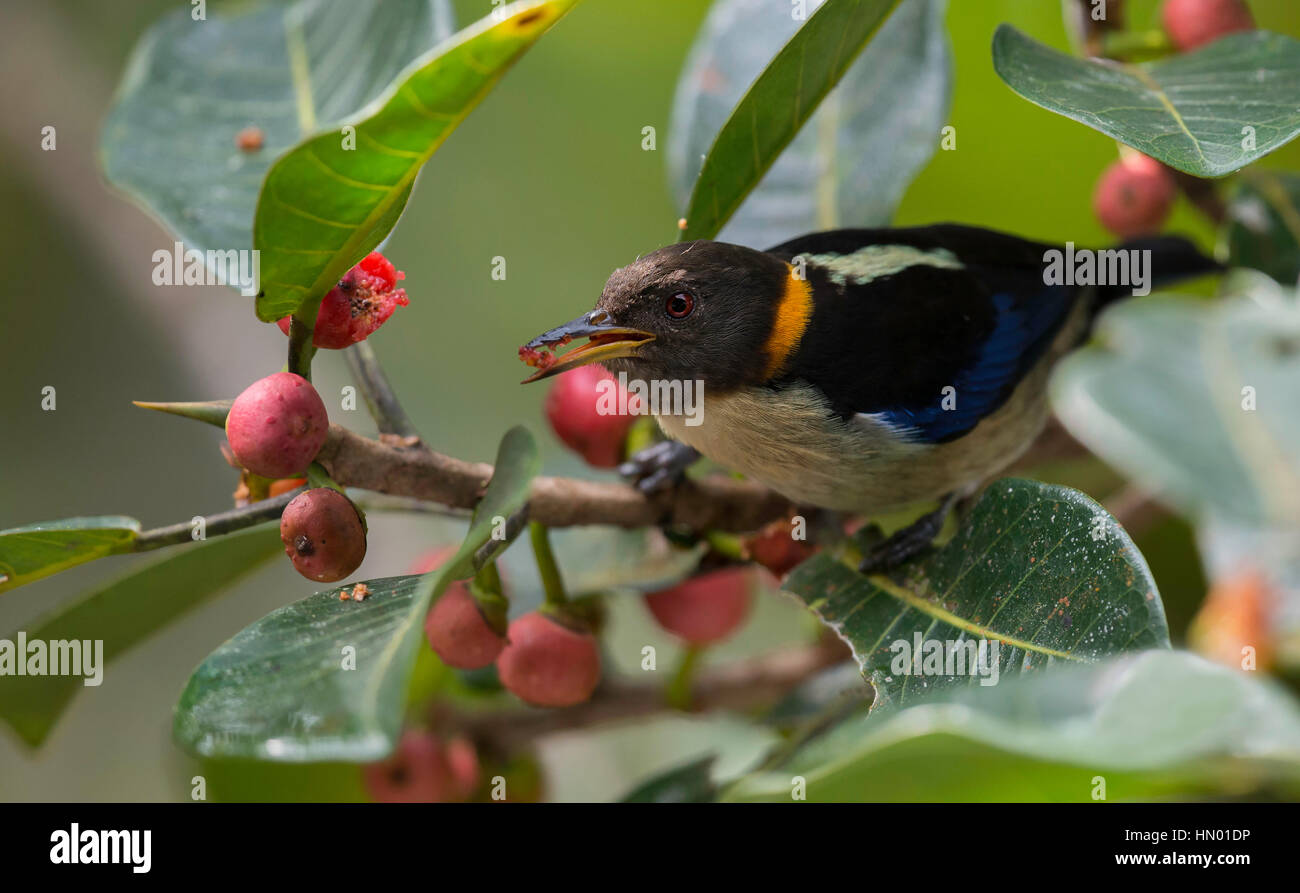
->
[276, 251, 409, 349]
[226, 372, 329, 479]
[415, 546, 510, 670]
[279, 487, 367, 582]
[743, 519, 816, 578]
[645, 567, 755, 645]
[426, 585, 508, 669]
[1161, 0, 1254, 51]
[496, 611, 602, 707]
[544, 365, 637, 468]
[362, 730, 478, 803]
[1092, 154, 1176, 239]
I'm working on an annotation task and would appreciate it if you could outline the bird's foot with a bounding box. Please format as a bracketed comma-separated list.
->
[858, 494, 957, 574]
[619, 441, 701, 494]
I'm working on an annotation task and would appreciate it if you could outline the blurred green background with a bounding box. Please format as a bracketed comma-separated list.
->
[1, 0, 1297, 801]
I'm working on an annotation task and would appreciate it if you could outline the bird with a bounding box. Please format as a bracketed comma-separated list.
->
[519, 223, 1218, 571]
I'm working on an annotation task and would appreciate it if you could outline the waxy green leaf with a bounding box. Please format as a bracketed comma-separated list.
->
[993, 26, 1300, 177]
[1052, 294, 1300, 525]
[782, 479, 1167, 708]
[678, 0, 902, 242]
[173, 427, 540, 761]
[0, 525, 281, 747]
[253, 0, 579, 321]
[671, 0, 949, 247]
[726, 651, 1300, 801]
[0, 517, 141, 596]
[101, 0, 452, 275]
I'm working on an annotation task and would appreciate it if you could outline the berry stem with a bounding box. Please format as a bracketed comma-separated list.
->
[704, 530, 745, 561]
[287, 316, 318, 381]
[665, 644, 703, 710]
[529, 521, 569, 608]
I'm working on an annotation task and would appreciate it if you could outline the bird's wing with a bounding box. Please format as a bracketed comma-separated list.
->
[765, 225, 1079, 443]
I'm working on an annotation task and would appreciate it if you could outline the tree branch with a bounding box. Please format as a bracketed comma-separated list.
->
[438, 637, 853, 753]
[345, 341, 422, 441]
[315, 424, 794, 532]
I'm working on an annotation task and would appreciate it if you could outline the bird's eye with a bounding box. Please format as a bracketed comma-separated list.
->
[665, 292, 695, 319]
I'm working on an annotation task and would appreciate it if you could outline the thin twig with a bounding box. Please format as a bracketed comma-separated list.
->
[132, 489, 303, 551]
[345, 341, 422, 440]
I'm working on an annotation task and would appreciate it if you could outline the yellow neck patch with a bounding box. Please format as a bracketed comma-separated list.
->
[761, 267, 814, 380]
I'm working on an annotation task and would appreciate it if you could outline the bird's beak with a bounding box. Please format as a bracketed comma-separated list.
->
[518, 310, 655, 383]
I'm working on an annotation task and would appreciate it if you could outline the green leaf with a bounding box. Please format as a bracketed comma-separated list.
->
[0, 525, 281, 748]
[1052, 294, 1300, 526]
[782, 479, 1167, 708]
[1224, 171, 1300, 285]
[173, 426, 540, 761]
[0, 517, 141, 595]
[620, 756, 718, 803]
[670, 0, 949, 247]
[253, 0, 579, 321]
[725, 651, 1300, 801]
[678, 0, 902, 242]
[992, 26, 1300, 177]
[101, 0, 452, 272]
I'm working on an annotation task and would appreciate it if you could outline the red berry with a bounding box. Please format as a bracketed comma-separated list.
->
[744, 520, 816, 578]
[1162, 0, 1254, 51]
[425, 584, 507, 670]
[279, 488, 366, 582]
[496, 612, 601, 707]
[409, 544, 457, 575]
[235, 126, 264, 152]
[362, 730, 465, 803]
[645, 568, 755, 645]
[445, 737, 481, 799]
[1092, 155, 1176, 239]
[275, 251, 409, 349]
[544, 365, 636, 468]
[226, 372, 329, 479]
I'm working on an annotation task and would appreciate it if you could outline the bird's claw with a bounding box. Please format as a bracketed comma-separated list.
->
[619, 441, 700, 494]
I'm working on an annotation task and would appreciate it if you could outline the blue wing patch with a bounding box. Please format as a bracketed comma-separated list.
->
[874, 289, 1075, 443]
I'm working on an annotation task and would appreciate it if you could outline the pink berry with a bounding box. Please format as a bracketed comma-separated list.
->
[743, 520, 816, 579]
[1092, 155, 1176, 239]
[496, 612, 601, 707]
[226, 372, 329, 479]
[1162, 0, 1254, 51]
[645, 568, 755, 645]
[544, 365, 636, 468]
[276, 252, 409, 349]
[425, 585, 507, 670]
[279, 488, 366, 582]
[362, 730, 463, 803]
[445, 737, 481, 799]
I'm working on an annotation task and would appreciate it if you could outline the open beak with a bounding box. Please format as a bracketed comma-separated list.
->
[519, 310, 654, 383]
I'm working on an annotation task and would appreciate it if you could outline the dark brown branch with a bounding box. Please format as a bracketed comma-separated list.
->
[438, 638, 853, 753]
[315, 424, 794, 532]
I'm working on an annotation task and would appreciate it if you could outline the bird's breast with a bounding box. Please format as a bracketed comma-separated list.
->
[654, 376, 1051, 514]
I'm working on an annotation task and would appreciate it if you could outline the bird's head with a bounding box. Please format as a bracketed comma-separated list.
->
[519, 240, 801, 390]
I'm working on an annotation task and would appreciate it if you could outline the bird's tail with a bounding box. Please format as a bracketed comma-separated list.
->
[1095, 235, 1222, 307]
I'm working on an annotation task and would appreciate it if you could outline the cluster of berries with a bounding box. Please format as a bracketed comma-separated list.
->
[224, 252, 409, 582]
[1092, 0, 1254, 238]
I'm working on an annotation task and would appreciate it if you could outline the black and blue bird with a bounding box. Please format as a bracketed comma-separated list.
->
[520, 224, 1216, 569]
